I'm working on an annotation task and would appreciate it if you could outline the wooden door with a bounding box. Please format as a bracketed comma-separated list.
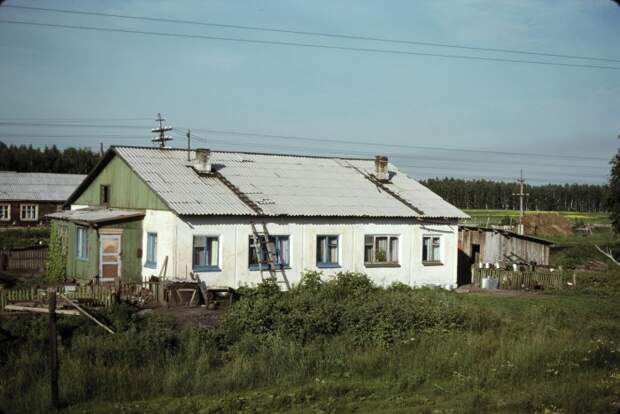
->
[100, 234, 121, 281]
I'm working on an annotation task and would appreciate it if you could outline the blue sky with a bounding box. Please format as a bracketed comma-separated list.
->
[0, 0, 619, 184]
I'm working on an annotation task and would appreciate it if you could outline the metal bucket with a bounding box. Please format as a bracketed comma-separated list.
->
[481, 277, 498, 289]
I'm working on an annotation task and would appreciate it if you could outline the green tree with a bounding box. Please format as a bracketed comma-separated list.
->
[609, 147, 620, 234]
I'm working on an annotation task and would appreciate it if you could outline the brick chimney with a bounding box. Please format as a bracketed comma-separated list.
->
[374, 155, 389, 182]
[194, 148, 212, 174]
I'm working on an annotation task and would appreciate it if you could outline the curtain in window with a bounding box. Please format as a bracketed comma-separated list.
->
[207, 237, 219, 267]
[389, 237, 399, 262]
[375, 237, 388, 262]
[193, 236, 206, 267]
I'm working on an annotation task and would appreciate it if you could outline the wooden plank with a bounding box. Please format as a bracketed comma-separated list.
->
[5, 304, 80, 315]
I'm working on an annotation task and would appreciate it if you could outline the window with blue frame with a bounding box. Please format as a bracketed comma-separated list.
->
[316, 235, 339, 267]
[145, 232, 157, 268]
[193, 235, 220, 271]
[76, 226, 88, 260]
[249, 235, 290, 270]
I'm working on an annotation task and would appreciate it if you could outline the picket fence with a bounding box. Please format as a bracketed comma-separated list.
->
[0, 281, 162, 311]
[473, 268, 569, 290]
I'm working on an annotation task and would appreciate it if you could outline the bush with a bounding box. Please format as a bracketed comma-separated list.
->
[219, 271, 471, 347]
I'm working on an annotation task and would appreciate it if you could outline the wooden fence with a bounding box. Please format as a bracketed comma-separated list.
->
[0, 245, 48, 273]
[473, 268, 568, 290]
[0, 281, 162, 311]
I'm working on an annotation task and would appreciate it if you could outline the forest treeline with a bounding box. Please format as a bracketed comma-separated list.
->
[0, 143, 609, 212]
[421, 178, 609, 212]
[0, 142, 100, 174]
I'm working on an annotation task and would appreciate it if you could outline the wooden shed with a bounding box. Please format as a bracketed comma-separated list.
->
[457, 225, 553, 285]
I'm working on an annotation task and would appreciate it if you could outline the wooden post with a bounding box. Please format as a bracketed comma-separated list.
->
[48, 288, 59, 410]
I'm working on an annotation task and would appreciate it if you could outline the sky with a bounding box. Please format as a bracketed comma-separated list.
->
[0, 0, 619, 184]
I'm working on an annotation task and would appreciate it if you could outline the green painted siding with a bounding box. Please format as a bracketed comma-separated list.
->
[53, 218, 143, 283]
[106, 220, 143, 282]
[75, 155, 169, 210]
[61, 221, 98, 280]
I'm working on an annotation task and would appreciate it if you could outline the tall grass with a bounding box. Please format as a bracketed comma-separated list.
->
[0, 271, 619, 413]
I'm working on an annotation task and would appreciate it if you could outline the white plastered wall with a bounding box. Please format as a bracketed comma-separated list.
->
[140, 213, 459, 289]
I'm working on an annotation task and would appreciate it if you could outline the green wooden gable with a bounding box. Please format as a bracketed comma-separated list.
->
[74, 154, 169, 211]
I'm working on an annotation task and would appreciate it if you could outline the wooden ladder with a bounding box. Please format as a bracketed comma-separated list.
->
[250, 222, 283, 285]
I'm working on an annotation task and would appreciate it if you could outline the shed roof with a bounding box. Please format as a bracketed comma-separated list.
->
[70, 146, 468, 219]
[48, 208, 145, 225]
[0, 172, 85, 202]
[459, 225, 554, 245]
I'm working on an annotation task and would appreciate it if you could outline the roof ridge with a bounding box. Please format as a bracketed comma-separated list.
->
[111, 145, 374, 161]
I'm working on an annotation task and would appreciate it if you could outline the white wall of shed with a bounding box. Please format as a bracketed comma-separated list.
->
[141, 215, 459, 289]
[70, 205, 89, 210]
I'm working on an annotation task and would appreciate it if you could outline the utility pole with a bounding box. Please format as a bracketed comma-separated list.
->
[151, 113, 173, 148]
[48, 288, 59, 410]
[512, 169, 529, 235]
[186, 129, 191, 161]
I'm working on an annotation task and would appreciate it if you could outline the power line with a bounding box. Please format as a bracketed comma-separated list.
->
[5, 4, 620, 64]
[179, 127, 610, 162]
[1, 19, 620, 71]
[1, 120, 610, 162]
[179, 133, 608, 178]
[0, 117, 152, 122]
[173, 131, 605, 170]
[0, 121, 148, 129]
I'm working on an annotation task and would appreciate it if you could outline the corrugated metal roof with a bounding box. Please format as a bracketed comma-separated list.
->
[112, 146, 468, 219]
[48, 208, 145, 224]
[0, 172, 85, 201]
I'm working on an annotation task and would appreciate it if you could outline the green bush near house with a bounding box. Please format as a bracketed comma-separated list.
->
[0, 270, 619, 413]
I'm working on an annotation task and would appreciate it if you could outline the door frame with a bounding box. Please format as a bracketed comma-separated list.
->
[99, 232, 122, 282]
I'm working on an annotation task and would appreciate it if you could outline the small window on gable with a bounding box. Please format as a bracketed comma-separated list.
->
[422, 236, 442, 264]
[0, 204, 10, 221]
[364, 235, 399, 266]
[193, 235, 220, 271]
[20, 204, 38, 221]
[100, 185, 110, 205]
[317, 235, 339, 268]
[145, 232, 157, 268]
[76, 226, 88, 260]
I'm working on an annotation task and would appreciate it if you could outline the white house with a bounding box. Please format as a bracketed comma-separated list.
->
[49, 146, 468, 289]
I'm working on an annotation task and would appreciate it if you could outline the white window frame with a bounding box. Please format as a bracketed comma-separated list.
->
[0, 204, 10, 221]
[364, 234, 400, 267]
[422, 235, 443, 265]
[20, 204, 38, 221]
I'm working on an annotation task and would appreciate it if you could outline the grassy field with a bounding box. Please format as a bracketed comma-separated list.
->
[464, 209, 610, 225]
[1, 235, 619, 413]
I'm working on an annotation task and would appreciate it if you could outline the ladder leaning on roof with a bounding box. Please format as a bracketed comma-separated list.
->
[250, 222, 290, 289]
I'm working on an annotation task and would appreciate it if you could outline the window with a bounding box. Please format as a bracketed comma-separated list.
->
[249, 235, 290, 270]
[76, 226, 88, 260]
[145, 232, 157, 268]
[0, 204, 10, 221]
[20, 204, 38, 221]
[100, 185, 110, 205]
[364, 235, 399, 266]
[316, 235, 339, 268]
[193, 236, 220, 271]
[422, 236, 442, 264]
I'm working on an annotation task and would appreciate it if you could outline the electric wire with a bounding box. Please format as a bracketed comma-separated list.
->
[1, 20, 619, 71]
[4, 4, 619, 63]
